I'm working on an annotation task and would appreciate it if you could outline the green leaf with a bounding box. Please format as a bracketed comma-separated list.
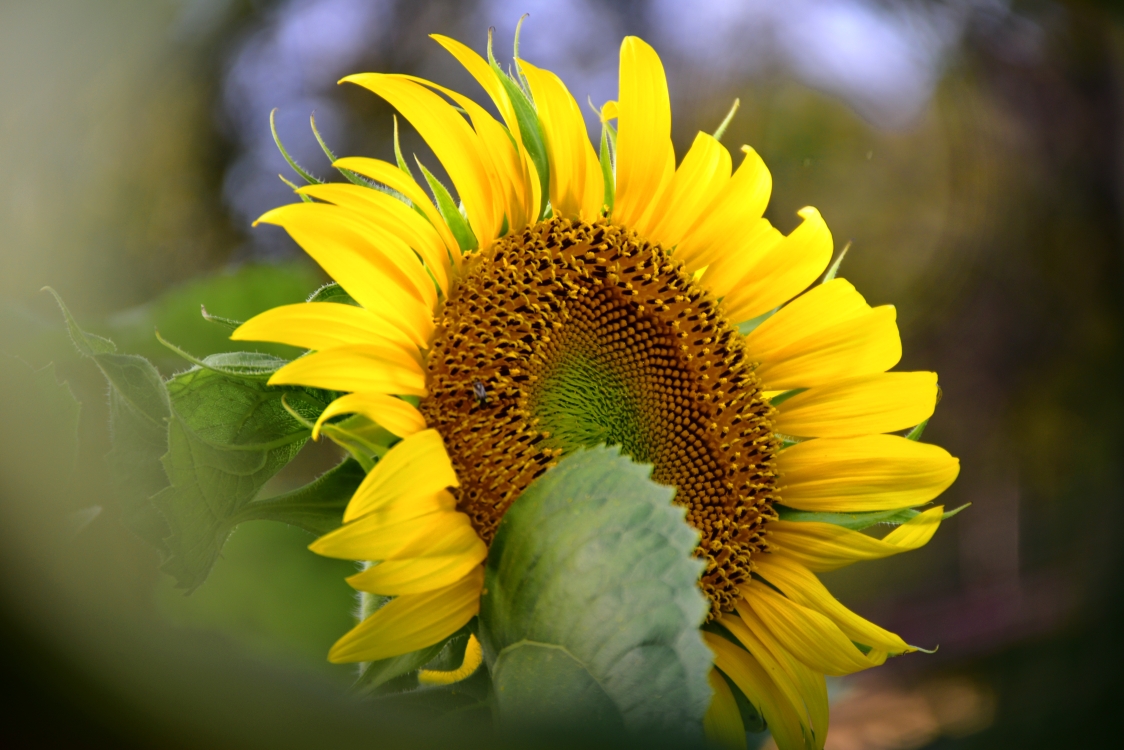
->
[775, 503, 971, 531]
[46, 288, 174, 551]
[306, 281, 358, 306]
[487, 32, 550, 219]
[156, 330, 289, 381]
[480, 445, 712, 738]
[822, 240, 853, 284]
[905, 418, 929, 441]
[599, 124, 615, 214]
[417, 160, 477, 253]
[232, 458, 365, 536]
[154, 366, 321, 590]
[199, 305, 243, 332]
[712, 98, 740, 142]
[271, 108, 322, 185]
[737, 308, 777, 335]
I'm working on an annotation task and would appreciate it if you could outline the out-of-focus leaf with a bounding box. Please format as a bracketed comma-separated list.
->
[154, 366, 323, 590]
[775, 503, 971, 530]
[232, 458, 364, 536]
[480, 445, 712, 739]
[46, 288, 174, 551]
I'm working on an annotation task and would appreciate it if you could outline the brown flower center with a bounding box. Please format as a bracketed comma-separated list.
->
[419, 216, 779, 614]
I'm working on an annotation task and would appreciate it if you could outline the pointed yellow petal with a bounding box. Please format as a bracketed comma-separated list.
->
[298, 182, 451, 294]
[641, 131, 732, 248]
[310, 502, 457, 561]
[727, 609, 828, 750]
[428, 36, 543, 229]
[613, 36, 675, 229]
[704, 669, 747, 750]
[700, 217, 783, 299]
[419, 633, 485, 686]
[346, 532, 486, 595]
[705, 633, 812, 750]
[519, 59, 604, 221]
[753, 554, 911, 655]
[328, 566, 484, 663]
[721, 207, 834, 324]
[268, 344, 426, 396]
[600, 100, 618, 121]
[256, 206, 435, 347]
[259, 202, 436, 310]
[342, 74, 499, 248]
[743, 278, 869, 359]
[754, 306, 901, 390]
[313, 393, 426, 440]
[344, 428, 458, 522]
[231, 301, 417, 353]
[767, 506, 945, 572]
[774, 371, 938, 439]
[739, 582, 876, 676]
[332, 156, 460, 262]
[777, 435, 960, 512]
[404, 74, 534, 235]
[675, 146, 772, 270]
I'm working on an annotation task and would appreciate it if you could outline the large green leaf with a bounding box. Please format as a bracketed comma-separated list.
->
[154, 366, 323, 590]
[233, 457, 365, 536]
[47, 288, 174, 551]
[480, 445, 712, 739]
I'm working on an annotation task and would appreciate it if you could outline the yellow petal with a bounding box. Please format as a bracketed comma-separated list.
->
[402, 73, 535, 234]
[641, 131, 732, 249]
[774, 371, 938, 439]
[726, 609, 828, 750]
[675, 146, 772, 271]
[328, 566, 484, 663]
[705, 633, 812, 750]
[754, 306, 901, 390]
[613, 36, 675, 229]
[721, 207, 834, 324]
[332, 156, 460, 264]
[738, 582, 876, 676]
[256, 206, 435, 346]
[345, 428, 459, 522]
[312, 393, 427, 440]
[777, 435, 960, 512]
[259, 202, 436, 310]
[268, 344, 426, 397]
[429, 34, 541, 224]
[342, 74, 499, 248]
[753, 553, 911, 655]
[346, 532, 487, 595]
[767, 506, 946, 572]
[704, 669, 747, 750]
[310, 502, 458, 561]
[519, 59, 603, 221]
[419, 633, 485, 686]
[231, 301, 417, 353]
[743, 278, 869, 359]
[298, 182, 451, 294]
[600, 99, 618, 121]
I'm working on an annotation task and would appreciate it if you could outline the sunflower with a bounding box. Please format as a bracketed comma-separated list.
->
[232, 31, 959, 750]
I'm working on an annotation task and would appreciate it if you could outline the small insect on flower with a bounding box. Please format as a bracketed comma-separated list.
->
[472, 381, 488, 405]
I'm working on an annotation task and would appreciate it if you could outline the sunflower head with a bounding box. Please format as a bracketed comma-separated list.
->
[233, 29, 960, 750]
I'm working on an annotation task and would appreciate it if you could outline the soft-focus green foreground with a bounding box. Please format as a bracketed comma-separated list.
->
[14, 271, 723, 743]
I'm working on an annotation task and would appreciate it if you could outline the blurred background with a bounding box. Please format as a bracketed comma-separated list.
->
[1, 0, 1121, 747]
